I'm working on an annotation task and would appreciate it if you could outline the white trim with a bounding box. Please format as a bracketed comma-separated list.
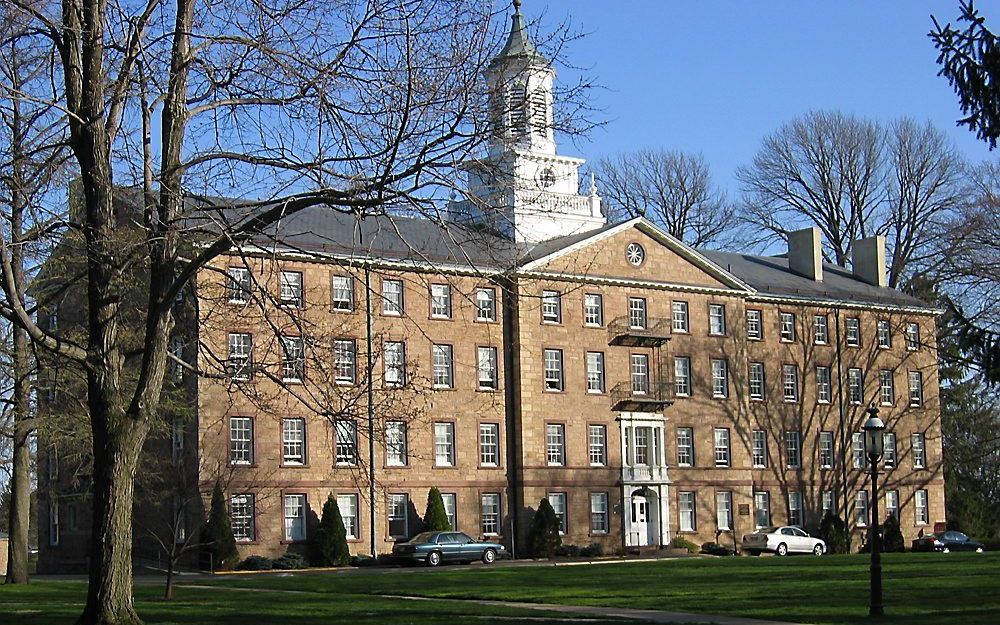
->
[517, 270, 745, 297]
[747, 292, 940, 316]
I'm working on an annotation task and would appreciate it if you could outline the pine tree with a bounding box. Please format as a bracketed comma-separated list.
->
[423, 487, 451, 532]
[882, 514, 906, 552]
[309, 494, 350, 566]
[528, 498, 561, 558]
[819, 511, 852, 554]
[202, 482, 239, 571]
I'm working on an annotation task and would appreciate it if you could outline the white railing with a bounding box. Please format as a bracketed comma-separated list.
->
[513, 189, 595, 216]
[622, 465, 669, 483]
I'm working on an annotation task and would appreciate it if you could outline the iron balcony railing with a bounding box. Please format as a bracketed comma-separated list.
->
[607, 316, 672, 347]
[610, 380, 674, 412]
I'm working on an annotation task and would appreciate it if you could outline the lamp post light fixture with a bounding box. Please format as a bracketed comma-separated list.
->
[863, 405, 886, 617]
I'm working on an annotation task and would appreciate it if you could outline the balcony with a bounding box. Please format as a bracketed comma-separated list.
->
[610, 381, 674, 412]
[608, 316, 671, 347]
[622, 465, 669, 483]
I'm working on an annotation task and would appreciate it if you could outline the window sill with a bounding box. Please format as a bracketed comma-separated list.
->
[280, 463, 309, 469]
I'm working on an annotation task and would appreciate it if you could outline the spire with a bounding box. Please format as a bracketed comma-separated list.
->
[491, 0, 548, 66]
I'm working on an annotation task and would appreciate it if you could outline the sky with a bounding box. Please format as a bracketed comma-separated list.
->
[535, 0, 998, 195]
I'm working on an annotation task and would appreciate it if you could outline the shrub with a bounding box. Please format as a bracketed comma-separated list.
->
[309, 494, 350, 567]
[423, 487, 451, 532]
[700, 541, 734, 556]
[272, 552, 309, 570]
[202, 481, 239, 571]
[819, 512, 852, 554]
[555, 544, 581, 557]
[350, 555, 378, 567]
[670, 536, 700, 554]
[581, 542, 605, 558]
[528, 499, 562, 558]
[238, 555, 273, 571]
[882, 515, 905, 552]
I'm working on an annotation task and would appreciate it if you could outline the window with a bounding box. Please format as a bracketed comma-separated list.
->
[388, 494, 409, 539]
[752, 430, 768, 468]
[846, 316, 861, 346]
[231, 494, 255, 542]
[434, 422, 455, 467]
[780, 312, 796, 342]
[748, 362, 765, 400]
[588, 425, 606, 466]
[336, 420, 358, 465]
[381, 279, 403, 315]
[709, 304, 726, 335]
[915, 489, 929, 524]
[847, 368, 863, 405]
[788, 492, 803, 526]
[171, 336, 185, 382]
[432, 344, 454, 388]
[228, 332, 252, 380]
[386, 421, 407, 467]
[877, 320, 891, 349]
[548, 493, 567, 533]
[908, 371, 923, 406]
[672, 301, 689, 332]
[279, 270, 303, 307]
[430, 284, 452, 318]
[785, 430, 801, 468]
[855, 491, 869, 527]
[677, 427, 694, 467]
[544, 349, 564, 391]
[886, 490, 899, 520]
[754, 491, 771, 528]
[481, 493, 500, 535]
[334, 339, 356, 384]
[230, 417, 253, 465]
[281, 336, 305, 382]
[331, 275, 354, 311]
[227, 267, 251, 303]
[590, 493, 609, 534]
[813, 315, 829, 344]
[477, 346, 498, 390]
[711, 359, 728, 398]
[822, 491, 836, 518]
[631, 354, 649, 394]
[879, 370, 894, 406]
[48, 501, 59, 546]
[586, 351, 605, 393]
[628, 297, 647, 329]
[476, 288, 497, 322]
[633, 426, 652, 465]
[282, 418, 305, 466]
[171, 418, 184, 463]
[442, 493, 457, 530]
[337, 494, 358, 539]
[479, 423, 499, 467]
[746, 309, 763, 340]
[679, 491, 696, 532]
[714, 428, 731, 467]
[674, 356, 691, 397]
[716, 491, 733, 531]
[584, 293, 604, 326]
[906, 323, 921, 350]
[283, 494, 306, 542]
[384, 341, 406, 386]
[819, 431, 834, 469]
[546, 424, 566, 466]
[853, 432, 867, 469]
[883, 432, 897, 468]
[912, 433, 926, 468]
[816, 366, 832, 403]
[541, 290, 562, 323]
[782, 364, 799, 402]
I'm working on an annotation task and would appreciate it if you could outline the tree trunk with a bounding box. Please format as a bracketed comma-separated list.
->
[163, 556, 174, 601]
[4, 324, 31, 584]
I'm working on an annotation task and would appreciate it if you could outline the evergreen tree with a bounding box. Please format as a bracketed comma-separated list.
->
[528, 498, 561, 558]
[819, 512, 852, 555]
[202, 482, 239, 571]
[882, 514, 906, 552]
[423, 487, 451, 532]
[309, 494, 350, 566]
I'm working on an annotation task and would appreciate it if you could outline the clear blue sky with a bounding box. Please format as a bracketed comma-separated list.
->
[536, 0, 997, 195]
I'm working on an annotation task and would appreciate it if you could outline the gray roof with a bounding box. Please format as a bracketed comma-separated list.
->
[490, 3, 548, 67]
[699, 250, 933, 309]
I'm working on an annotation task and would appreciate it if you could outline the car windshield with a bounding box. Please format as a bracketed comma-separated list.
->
[408, 532, 439, 544]
[756, 527, 778, 534]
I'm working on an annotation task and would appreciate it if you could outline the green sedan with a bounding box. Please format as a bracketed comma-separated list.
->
[391, 531, 505, 567]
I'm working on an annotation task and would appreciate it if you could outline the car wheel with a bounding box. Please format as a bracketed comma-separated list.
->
[977, 547, 984, 553]
[427, 551, 442, 567]
[813, 544, 824, 556]
[776, 543, 788, 556]
[482, 548, 497, 564]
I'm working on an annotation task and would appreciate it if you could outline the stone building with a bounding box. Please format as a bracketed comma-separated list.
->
[37, 4, 943, 570]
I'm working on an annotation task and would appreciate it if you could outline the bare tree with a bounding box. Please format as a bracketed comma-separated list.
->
[594, 149, 738, 248]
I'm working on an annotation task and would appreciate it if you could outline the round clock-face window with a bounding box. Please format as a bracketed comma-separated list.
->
[537, 167, 556, 188]
[626, 242, 645, 266]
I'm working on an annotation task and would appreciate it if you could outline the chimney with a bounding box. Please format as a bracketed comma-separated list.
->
[852, 235, 887, 287]
[787, 227, 823, 282]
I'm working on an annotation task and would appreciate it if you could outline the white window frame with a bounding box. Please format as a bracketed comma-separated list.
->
[48, 500, 59, 546]
[588, 424, 606, 466]
[711, 358, 728, 398]
[908, 371, 923, 407]
[432, 344, 454, 389]
[279, 270, 303, 308]
[674, 356, 691, 397]
[334, 338, 357, 384]
[337, 494, 358, 539]
[886, 490, 899, 520]
[281, 335, 305, 383]
[819, 431, 833, 469]
[477, 346, 499, 390]
[877, 320, 892, 349]
[442, 493, 457, 530]
[846, 317, 861, 347]
[628, 297, 647, 330]
[883, 432, 897, 468]
[388, 493, 409, 539]
[816, 365, 832, 403]
[853, 432, 867, 469]
[912, 433, 926, 469]
[679, 491, 696, 532]
[584, 293, 604, 326]
[481, 493, 500, 536]
[544, 348, 564, 391]
[855, 490, 869, 527]
[677, 427, 694, 467]
[631, 353, 649, 394]
[479, 423, 500, 467]
[716, 491, 733, 531]
[548, 492, 567, 534]
[671, 301, 689, 333]
[915, 489, 929, 525]
[231, 494, 255, 542]
[586, 351, 605, 393]
[708, 304, 726, 336]
[822, 491, 836, 518]
[906, 323, 921, 351]
[434, 422, 456, 467]
[541, 290, 562, 323]
[228, 332, 253, 380]
[386, 421, 407, 467]
[714, 427, 731, 467]
[227, 267, 251, 303]
[746, 309, 763, 340]
[754, 491, 771, 529]
[230, 416, 253, 465]
[336, 420, 358, 466]
[848, 368, 863, 405]
[381, 278, 404, 315]
[282, 417, 305, 466]
[879, 369, 894, 406]
[331, 274, 354, 311]
[785, 430, 801, 468]
[780, 312, 796, 342]
[752, 430, 767, 468]
[430, 283, 452, 319]
[546, 423, 566, 466]
[384, 341, 406, 387]
[788, 491, 803, 526]
[813, 314, 829, 344]
[476, 288, 497, 322]
[283, 494, 307, 542]
[748, 362, 765, 401]
[590, 492, 609, 534]
[782, 364, 799, 402]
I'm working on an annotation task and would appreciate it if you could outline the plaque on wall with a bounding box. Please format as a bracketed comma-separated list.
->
[738, 504, 751, 516]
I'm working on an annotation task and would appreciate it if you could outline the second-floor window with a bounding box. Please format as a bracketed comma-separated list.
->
[382, 279, 403, 315]
[584, 293, 603, 326]
[813, 314, 829, 344]
[785, 430, 801, 468]
[281, 335, 304, 382]
[780, 312, 796, 342]
[711, 359, 728, 398]
[846, 316, 861, 346]
[714, 427, 730, 467]
[336, 420, 357, 465]
[676, 427, 694, 467]
[853, 432, 867, 469]
[546, 424, 565, 466]
[430, 284, 451, 318]
[479, 423, 499, 466]
[709, 304, 726, 335]
[331, 275, 354, 311]
[816, 366, 832, 403]
[228, 333, 252, 380]
[746, 309, 763, 340]
[877, 320, 892, 348]
[628, 297, 647, 329]
[674, 356, 691, 397]
[279, 271, 303, 307]
[544, 349, 564, 391]
[782, 364, 799, 402]
[912, 433, 926, 468]
[228, 267, 251, 303]
[432, 344, 453, 388]
[631, 354, 649, 394]
[384, 341, 406, 386]
[672, 301, 689, 332]
[588, 425, 606, 466]
[883, 432, 897, 468]
[906, 322, 921, 350]
[477, 347, 498, 390]
[230, 416, 253, 465]
[752, 430, 767, 467]
[586, 351, 605, 393]
[386, 421, 407, 466]
[477, 288, 497, 322]
[848, 368, 863, 404]
[434, 422, 455, 467]
[282, 418, 305, 465]
[880, 370, 895, 405]
[749, 362, 765, 400]
[909, 371, 924, 406]
[231, 494, 255, 542]
[542, 290, 561, 323]
[334, 339, 356, 384]
[819, 431, 833, 469]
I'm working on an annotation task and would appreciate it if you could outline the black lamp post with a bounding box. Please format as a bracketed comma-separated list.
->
[863, 404, 885, 617]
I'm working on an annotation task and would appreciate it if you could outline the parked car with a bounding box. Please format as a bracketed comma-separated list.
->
[911, 531, 985, 553]
[741, 526, 826, 556]
[391, 531, 505, 566]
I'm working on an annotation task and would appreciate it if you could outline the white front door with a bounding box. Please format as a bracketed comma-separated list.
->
[632, 496, 648, 546]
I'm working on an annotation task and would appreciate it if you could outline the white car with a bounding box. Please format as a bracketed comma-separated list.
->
[742, 526, 826, 556]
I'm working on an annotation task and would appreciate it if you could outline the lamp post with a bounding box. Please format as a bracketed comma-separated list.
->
[863, 405, 885, 617]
